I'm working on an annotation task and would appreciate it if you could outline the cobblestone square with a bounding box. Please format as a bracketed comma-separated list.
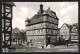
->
[6, 44, 78, 52]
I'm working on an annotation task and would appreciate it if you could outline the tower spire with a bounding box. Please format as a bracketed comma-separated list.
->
[40, 2, 44, 14]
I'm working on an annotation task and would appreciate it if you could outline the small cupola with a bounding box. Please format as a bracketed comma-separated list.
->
[40, 4, 43, 11]
[39, 3, 44, 14]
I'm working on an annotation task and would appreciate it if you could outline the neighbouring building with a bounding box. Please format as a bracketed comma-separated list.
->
[70, 23, 78, 43]
[12, 27, 21, 44]
[20, 29, 26, 43]
[60, 23, 71, 42]
[25, 4, 59, 48]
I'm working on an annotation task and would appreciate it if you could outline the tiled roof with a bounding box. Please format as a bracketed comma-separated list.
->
[72, 23, 78, 29]
[43, 8, 59, 20]
[60, 23, 78, 31]
[61, 23, 70, 28]
[26, 7, 59, 26]
[65, 24, 73, 31]
[12, 27, 21, 33]
[60, 23, 72, 31]
[27, 14, 43, 26]
[65, 23, 70, 28]
[2, 2, 16, 6]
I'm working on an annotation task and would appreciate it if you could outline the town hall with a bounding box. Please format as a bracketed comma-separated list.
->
[25, 4, 59, 48]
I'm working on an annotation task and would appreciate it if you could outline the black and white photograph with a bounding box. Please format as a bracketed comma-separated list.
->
[2, 2, 78, 52]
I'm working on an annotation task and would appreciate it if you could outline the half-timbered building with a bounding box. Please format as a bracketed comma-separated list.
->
[2, 2, 15, 47]
[60, 23, 71, 41]
[25, 4, 59, 48]
[70, 23, 78, 43]
[12, 27, 21, 44]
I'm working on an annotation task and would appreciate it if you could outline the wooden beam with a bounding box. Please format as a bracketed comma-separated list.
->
[10, 6, 12, 46]
[2, 5, 13, 48]
[5, 8, 11, 10]
[2, 17, 12, 20]
[3, 31, 11, 33]
[5, 11, 11, 17]
[4, 5, 6, 47]
[6, 24, 11, 31]
[6, 37, 10, 44]
[5, 25, 11, 27]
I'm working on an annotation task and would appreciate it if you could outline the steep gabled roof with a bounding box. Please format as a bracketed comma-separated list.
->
[60, 23, 72, 31]
[60, 23, 70, 29]
[26, 7, 59, 26]
[60, 23, 78, 31]
[43, 8, 59, 20]
[65, 23, 70, 28]
[12, 27, 21, 33]
[27, 14, 43, 26]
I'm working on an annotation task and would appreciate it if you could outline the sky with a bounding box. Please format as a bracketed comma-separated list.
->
[12, 2, 78, 30]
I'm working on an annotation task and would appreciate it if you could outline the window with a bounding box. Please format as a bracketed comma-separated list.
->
[37, 30, 40, 35]
[13, 39, 16, 42]
[51, 31, 53, 35]
[41, 29, 43, 32]
[52, 18, 54, 22]
[75, 29, 77, 31]
[43, 16, 47, 21]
